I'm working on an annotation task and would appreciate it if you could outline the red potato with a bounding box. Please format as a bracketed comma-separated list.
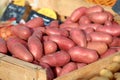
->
[28, 36, 43, 61]
[40, 50, 70, 67]
[49, 35, 75, 51]
[59, 62, 77, 76]
[70, 29, 87, 47]
[60, 23, 79, 29]
[70, 7, 87, 22]
[40, 62, 54, 80]
[43, 36, 49, 41]
[11, 25, 32, 40]
[84, 27, 94, 34]
[101, 48, 117, 58]
[79, 15, 91, 24]
[105, 21, 112, 26]
[7, 38, 33, 62]
[32, 28, 43, 40]
[7, 37, 28, 48]
[48, 20, 59, 28]
[104, 11, 113, 21]
[0, 38, 7, 54]
[68, 46, 99, 63]
[113, 47, 120, 52]
[88, 12, 108, 24]
[96, 25, 120, 36]
[32, 27, 45, 33]
[79, 23, 103, 30]
[76, 63, 87, 69]
[45, 27, 68, 37]
[109, 37, 120, 47]
[54, 67, 62, 77]
[64, 17, 73, 24]
[87, 41, 108, 55]
[25, 17, 44, 28]
[85, 5, 104, 14]
[89, 31, 113, 44]
[44, 41, 57, 55]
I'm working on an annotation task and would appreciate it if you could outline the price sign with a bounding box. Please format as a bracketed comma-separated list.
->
[1, 3, 26, 23]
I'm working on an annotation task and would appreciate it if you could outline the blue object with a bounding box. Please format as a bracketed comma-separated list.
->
[112, 0, 120, 14]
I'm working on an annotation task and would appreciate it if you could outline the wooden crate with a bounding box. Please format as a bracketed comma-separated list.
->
[0, 53, 47, 80]
[0, 52, 120, 80]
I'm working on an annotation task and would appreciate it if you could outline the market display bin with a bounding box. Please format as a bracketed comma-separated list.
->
[0, 52, 120, 80]
[0, 0, 120, 80]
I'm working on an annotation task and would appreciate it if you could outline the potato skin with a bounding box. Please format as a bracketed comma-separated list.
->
[101, 48, 117, 58]
[0, 38, 7, 54]
[45, 27, 68, 37]
[39, 62, 54, 80]
[40, 50, 70, 67]
[25, 17, 44, 28]
[7, 38, 33, 62]
[76, 63, 87, 69]
[89, 31, 113, 44]
[49, 35, 75, 51]
[70, 29, 87, 47]
[87, 41, 108, 55]
[48, 20, 59, 28]
[96, 25, 120, 36]
[59, 62, 77, 76]
[11, 25, 32, 40]
[85, 5, 103, 14]
[88, 12, 108, 24]
[79, 15, 91, 24]
[70, 7, 87, 22]
[28, 36, 43, 61]
[68, 46, 99, 63]
[44, 41, 57, 55]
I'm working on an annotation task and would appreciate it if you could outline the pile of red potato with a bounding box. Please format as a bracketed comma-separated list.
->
[0, 5, 120, 80]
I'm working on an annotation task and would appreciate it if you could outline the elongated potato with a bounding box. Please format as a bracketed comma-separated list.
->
[7, 38, 33, 62]
[32, 28, 43, 40]
[54, 67, 62, 77]
[79, 23, 103, 30]
[28, 36, 43, 61]
[25, 17, 44, 28]
[49, 35, 75, 51]
[40, 50, 70, 67]
[39, 62, 54, 80]
[87, 41, 108, 55]
[101, 48, 117, 58]
[85, 5, 104, 14]
[109, 37, 120, 47]
[0, 38, 7, 54]
[89, 31, 113, 44]
[79, 15, 91, 24]
[68, 46, 99, 63]
[60, 23, 79, 29]
[96, 25, 120, 36]
[44, 41, 57, 55]
[59, 62, 77, 76]
[45, 27, 68, 37]
[11, 25, 32, 40]
[70, 29, 87, 47]
[70, 7, 87, 22]
[48, 20, 59, 28]
[76, 63, 87, 69]
[88, 12, 108, 24]
[106, 62, 120, 73]
[90, 76, 109, 80]
[100, 69, 113, 79]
